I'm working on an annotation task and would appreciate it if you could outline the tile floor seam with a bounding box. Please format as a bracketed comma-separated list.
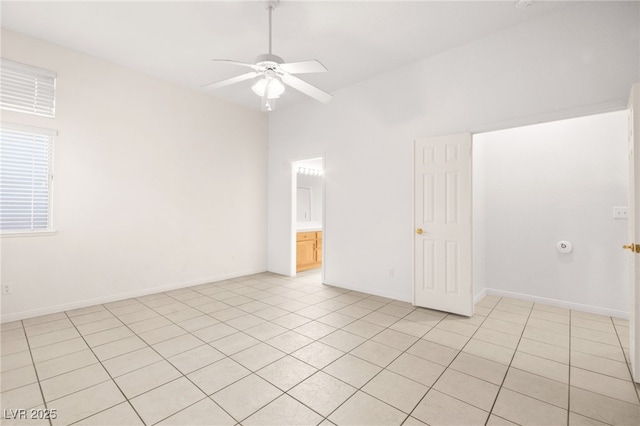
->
[566, 311, 630, 426]
[4, 273, 638, 426]
[307, 301, 500, 426]
[188, 289, 353, 423]
[613, 313, 640, 405]
[521, 334, 569, 350]
[58, 309, 149, 426]
[328, 326, 433, 412]
[23, 343, 87, 368]
[78, 311, 232, 423]
[22, 318, 53, 426]
[568, 309, 573, 426]
[113, 353, 233, 424]
[128, 287, 272, 362]
[564, 310, 620, 426]
[482, 297, 534, 426]
[569, 363, 638, 385]
[281, 385, 347, 424]
[398, 302, 498, 424]
[570, 345, 626, 363]
[102, 315, 257, 425]
[272, 298, 448, 424]
[523, 322, 571, 336]
[144, 395, 212, 426]
[125, 281, 333, 425]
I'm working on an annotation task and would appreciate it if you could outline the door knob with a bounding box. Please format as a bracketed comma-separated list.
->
[623, 243, 640, 253]
[416, 228, 423, 235]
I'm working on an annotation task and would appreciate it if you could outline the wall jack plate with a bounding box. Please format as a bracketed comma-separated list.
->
[613, 207, 628, 219]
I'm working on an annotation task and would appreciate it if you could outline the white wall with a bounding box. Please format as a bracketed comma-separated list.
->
[268, 2, 639, 307]
[0, 29, 268, 322]
[474, 111, 629, 315]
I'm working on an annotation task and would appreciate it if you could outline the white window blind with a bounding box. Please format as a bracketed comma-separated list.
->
[0, 124, 55, 233]
[0, 59, 56, 117]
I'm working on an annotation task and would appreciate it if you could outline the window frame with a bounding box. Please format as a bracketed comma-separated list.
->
[0, 58, 57, 118]
[0, 122, 56, 236]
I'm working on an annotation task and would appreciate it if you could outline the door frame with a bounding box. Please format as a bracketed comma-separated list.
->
[290, 156, 326, 278]
[415, 109, 636, 372]
[627, 84, 640, 383]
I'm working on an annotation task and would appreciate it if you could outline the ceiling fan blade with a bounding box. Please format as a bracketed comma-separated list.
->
[202, 71, 260, 90]
[281, 74, 333, 103]
[279, 60, 327, 74]
[211, 59, 259, 70]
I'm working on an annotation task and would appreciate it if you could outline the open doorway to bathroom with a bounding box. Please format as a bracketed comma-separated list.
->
[292, 157, 324, 275]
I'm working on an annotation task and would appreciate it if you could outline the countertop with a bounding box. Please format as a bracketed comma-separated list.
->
[297, 221, 322, 232]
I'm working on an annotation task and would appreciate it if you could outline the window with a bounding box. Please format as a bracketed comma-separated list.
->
[0, 58, 56, 117]
[0, 124, 55, 233]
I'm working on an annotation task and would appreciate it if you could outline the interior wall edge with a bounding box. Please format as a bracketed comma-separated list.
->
[484, 287, 628, 320]
[469, 99, 628, 136]
[0, 268, 267, 324]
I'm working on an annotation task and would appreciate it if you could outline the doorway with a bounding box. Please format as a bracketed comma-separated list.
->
[471, 110, 629, 314]
[414, 111, 629, 318]
[292, 157, 324, 276]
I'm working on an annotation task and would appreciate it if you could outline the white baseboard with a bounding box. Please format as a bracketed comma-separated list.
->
[481, 287, 629, 320]
[474, 288, 488, 305]
[1, 268, 267, 323]
[5, 276, 628, 323]
[322, 280, 412, 304]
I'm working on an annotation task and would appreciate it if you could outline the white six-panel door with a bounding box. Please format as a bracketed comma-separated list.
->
[414, 133, 473, 317]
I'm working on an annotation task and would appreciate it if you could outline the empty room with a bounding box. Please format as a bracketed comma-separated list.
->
[1, 1, 640, 425]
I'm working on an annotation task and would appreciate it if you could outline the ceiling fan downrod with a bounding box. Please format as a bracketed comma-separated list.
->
[266, 0, 279, 56]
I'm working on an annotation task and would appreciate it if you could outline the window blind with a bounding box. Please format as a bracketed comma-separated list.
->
[0, 58, 56, 117]
[0, 125, 55, 232]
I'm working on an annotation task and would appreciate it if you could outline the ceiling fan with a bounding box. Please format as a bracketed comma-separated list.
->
[202, 0, 332, 111]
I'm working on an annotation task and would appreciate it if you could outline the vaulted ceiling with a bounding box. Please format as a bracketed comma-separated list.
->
[1, 1, 576, 110]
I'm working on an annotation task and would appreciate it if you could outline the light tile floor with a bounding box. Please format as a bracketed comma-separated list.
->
[2, 270, 640, 425]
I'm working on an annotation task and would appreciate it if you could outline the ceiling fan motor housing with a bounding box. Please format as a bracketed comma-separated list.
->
[255, 53, 284, 65]
[203, 0, 332, 107]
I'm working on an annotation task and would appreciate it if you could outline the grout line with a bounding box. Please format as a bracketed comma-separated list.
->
[568, 309, 572, 426]
[61, 309, 147, 426]
[611, 316, 640, 405]
[482, 298, 535, 426]
[7, 273, 367, 426]
[119, 272, 338, 424]
[21, 319, 53, 426]
[7, 273, 637, 426]
[286, 306, 434, 423]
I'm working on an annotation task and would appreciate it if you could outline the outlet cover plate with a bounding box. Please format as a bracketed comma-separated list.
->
[613, 207, 628, 219]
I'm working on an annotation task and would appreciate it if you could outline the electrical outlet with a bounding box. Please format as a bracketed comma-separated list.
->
[388, 268, 395, 277]
[2, 284, 12, 295]
[613, 207, 628, 219]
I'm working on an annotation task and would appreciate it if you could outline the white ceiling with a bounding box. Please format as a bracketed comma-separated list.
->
[1, 0, 577, 111]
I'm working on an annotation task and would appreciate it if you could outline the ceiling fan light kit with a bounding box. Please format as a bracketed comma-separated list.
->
[251, 75, 285, 99]
[203, 0, 332, 111]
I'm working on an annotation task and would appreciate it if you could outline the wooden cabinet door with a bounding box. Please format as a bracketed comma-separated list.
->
[315, 231, 323, 263]
[296, 240, 316, 271]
